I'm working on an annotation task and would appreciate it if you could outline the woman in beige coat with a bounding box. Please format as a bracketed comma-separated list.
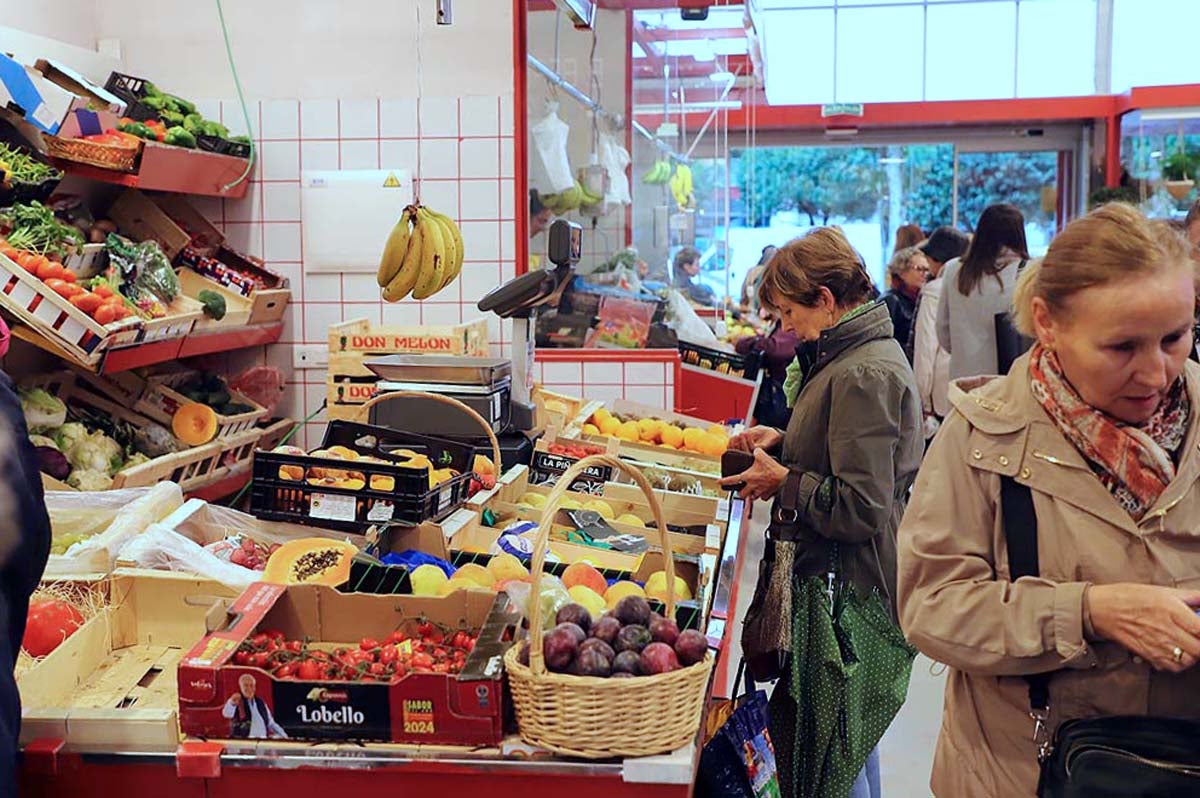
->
[898, 204, 1200, 797]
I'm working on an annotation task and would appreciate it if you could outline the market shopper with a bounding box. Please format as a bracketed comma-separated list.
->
[899, 203, 1200, 797]
[529, 190, 555, 238]
[740, 244, 778, 315]
[937, 203, 1031, 379]
[882, 246, 928, 363]
[672, 246, 717, 306]
[911, 227, 970, 435]
[893, 223, 925, 252]
[721, 227, 923, 798]
[0, 373, 52, 798]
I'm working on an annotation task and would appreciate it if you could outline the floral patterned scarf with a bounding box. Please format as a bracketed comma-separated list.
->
[1029, 344, 1190, 519]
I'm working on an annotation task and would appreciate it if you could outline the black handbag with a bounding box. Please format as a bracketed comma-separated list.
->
[1001, 477, 1200, 797]
[995, 259, 1032, 375]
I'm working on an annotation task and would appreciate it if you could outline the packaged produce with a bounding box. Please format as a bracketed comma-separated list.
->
[178, 583, 517, 745]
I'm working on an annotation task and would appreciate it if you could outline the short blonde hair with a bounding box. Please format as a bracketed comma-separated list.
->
[1012, 203, 1193, 336]
[758, 227, 873, 310]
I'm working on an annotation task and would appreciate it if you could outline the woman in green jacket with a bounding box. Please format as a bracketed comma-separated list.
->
[721, 227, 924, 797]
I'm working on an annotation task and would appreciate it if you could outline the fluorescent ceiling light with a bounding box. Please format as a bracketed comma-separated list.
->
[1151, 150, 1163, 158]
[634, 100, 744, 115]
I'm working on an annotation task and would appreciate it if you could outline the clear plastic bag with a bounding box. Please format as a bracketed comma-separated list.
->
[44, 482, 185, 575]
[529, 102, 575, 194]
[599, 131, 632, 206]
[665, 289, 724, 348]
[505, 575, 571, 632]
[119, 523, 261, 592]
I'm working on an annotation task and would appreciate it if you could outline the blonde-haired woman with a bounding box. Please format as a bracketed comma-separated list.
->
[899, 203, 1200, 797]
[721, 227, 923, 797]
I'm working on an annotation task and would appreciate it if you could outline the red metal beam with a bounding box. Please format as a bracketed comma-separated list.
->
[637, 93, 1120, 133]
[631, 21, 664, 72]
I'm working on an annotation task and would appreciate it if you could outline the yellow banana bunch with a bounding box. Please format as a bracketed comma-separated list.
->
[377, 203, 465, 302]
[670, 163, 694, 209]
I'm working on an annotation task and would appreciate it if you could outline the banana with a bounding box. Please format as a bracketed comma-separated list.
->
[429, 210, 463, 291]
[376, 211, 412, 287]
[382, 206, 423, 302]
[411, 206, 447, 300]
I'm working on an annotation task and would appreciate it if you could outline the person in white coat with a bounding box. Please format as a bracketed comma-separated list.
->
[911, 227, 970, 438]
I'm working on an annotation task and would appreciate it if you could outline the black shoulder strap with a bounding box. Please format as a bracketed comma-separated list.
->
[1000, 475, 1051, 713]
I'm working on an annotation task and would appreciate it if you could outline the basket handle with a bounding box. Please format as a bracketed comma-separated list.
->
[353, 390, 502, 471]
[527, 454, 675, 677]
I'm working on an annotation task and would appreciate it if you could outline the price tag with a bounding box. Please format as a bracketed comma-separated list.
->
[438, 485, 453, 510]
[366, 500, 395, 522]
[705, 524, 721, 550]
[716, 498, 731, 518]
[309, 492, 356, 522]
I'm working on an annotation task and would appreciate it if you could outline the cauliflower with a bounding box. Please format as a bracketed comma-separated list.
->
[53, 422, 88, 453]
[119, 452, 151, 472]
[19, 387, 67, 432]
[29, 435, 59, 451]
[67, 469, 114, 491]
[66, 431, 124, 476]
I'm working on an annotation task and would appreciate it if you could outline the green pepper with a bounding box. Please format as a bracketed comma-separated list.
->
[160, 109, 185, 126]
[143, 81, 164, 99]
[167, 94, 196, 115]
[198, 120, 230, 139]
[117, 121, 157, 140]
[141, 95, 168, 111]
[229, 134, 252, 145]
[182, 113, 203, 133]
[164, 127, 197, 149]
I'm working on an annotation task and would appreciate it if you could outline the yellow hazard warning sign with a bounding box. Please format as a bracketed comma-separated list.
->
[383, 172, 402, 188]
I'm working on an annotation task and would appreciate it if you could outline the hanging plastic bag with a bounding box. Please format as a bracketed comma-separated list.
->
[529, 102, 576, 194]
[600, 131, 632, 205]
[665, 289, 723, 348]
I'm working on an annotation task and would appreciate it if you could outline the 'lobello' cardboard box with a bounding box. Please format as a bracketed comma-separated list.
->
[177, 582, 516, 745]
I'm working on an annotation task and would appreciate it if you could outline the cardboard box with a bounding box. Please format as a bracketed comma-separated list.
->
[178, 583, 516, 745]
[17, 570, 239, 750]
[33, 59, 125, 116]
[0, 53, 112, 135]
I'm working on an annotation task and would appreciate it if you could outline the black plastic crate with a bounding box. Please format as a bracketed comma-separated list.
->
[677, 340, 758, 381]
[103, 71, 159, 122]
[196, 134, 252, 159]
[249, 420, 477, 532]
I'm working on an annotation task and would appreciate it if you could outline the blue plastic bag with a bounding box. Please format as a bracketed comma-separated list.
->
[380, 549, 456, 577]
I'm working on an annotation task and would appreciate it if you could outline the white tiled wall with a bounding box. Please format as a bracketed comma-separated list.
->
[532, 356, 676, 412]
[199, 94, 516, 448]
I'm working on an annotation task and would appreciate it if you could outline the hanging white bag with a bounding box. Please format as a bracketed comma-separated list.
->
[530, 102, 576, 194]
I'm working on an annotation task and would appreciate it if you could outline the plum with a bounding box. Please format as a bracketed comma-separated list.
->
[614, 624, 651, 653]
[579, 638, 615, 663]
[613, 595, 652, 627]
[649, 615, 680, 647]
[556, 622, 587, 645]
[543, 625, 580, 672]
[640, 642, 681, 675]
[576, 647, 613, 677]
[674, 629, 708, 666]
[556, 603, 592, 635]
[612, 649, 642, 676]
[591, 615, 621, 645]
[517, 640, 530, 666]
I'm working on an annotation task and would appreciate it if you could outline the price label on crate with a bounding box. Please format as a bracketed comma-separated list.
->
[529, 451, 614, 494]
[309, 492, 357, 523]
[366, 500, 396, 523]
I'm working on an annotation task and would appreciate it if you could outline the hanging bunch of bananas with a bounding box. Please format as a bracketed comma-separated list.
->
[541, 179, 601, 215]
[376, 203, 465, 302]
[669, 162, 695, 209]
[641, 159, 672, 185]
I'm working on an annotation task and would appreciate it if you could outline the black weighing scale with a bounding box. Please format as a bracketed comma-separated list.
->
[361, 220, 582, 471]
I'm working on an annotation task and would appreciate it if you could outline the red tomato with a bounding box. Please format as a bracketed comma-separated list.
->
[274, 663, 296, 679]
[69, 292, 103, 314]
[35, 260, 64, 281]
[93, 304, 118, 325]
[61, 269, 77, 283]
[412, 653, 434, 671]
[92, 284, 114, 299]
[21, 599, 84, 657]
[296, 659, 322, 680]
[360, 638, 380, 652]
[367, 662, 385, 676]
[378, 645, 398, 665]
[385, 631, 407, 645]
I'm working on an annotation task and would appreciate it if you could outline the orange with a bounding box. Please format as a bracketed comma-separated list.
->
[681, 427, 705, 452]
[636, 417, 661, 443]
[582, 423, 601, 436]
[591, 408, 613, 427]
[707, 424, 729, 440]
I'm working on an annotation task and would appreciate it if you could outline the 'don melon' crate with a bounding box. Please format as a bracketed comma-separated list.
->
[136, 369, 269, 441]
[328, 317, 489, 358]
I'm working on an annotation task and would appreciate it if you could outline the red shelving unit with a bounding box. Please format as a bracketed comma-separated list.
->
[49, 141, 252, 199]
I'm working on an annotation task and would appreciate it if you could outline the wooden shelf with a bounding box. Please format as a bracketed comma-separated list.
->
[49, 141, 252, 199]
[185, 465, 251, 502]
[12, 321, 283, 374]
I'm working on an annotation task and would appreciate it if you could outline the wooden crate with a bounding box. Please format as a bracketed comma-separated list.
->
[107, 189, 192, 261]
[152, 195, 224, 257]
[176, 267, 252, 329]
[181, 246, 291, 325]
[0, 251, 141, 366]
[135, 295, 204, 344]
[25, 371, 227, 492]
[135, 368, 268, 441]
[328, 317, 489, 358]
[257, 417, 296, 452]
[17, 570, 238, 751]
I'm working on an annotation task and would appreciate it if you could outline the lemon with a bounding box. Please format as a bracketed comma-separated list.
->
[584, 499, 615, 520]
[645, 570, 693, 602]
[568, 585, 607, 620]
[605, 580, 646, 609]
[487, 552, 529, 582]
[518, 492, 548, 509]
[615, 513, 646, 528]
[410, 564, 449, 596]
[454, 562, 496, 588]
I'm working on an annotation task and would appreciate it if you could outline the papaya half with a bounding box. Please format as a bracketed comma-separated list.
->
[262, 538, 358, 586]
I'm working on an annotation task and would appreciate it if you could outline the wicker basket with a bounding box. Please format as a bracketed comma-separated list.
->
[503, 454, 713, 759]
[42, 135, 140, 172]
